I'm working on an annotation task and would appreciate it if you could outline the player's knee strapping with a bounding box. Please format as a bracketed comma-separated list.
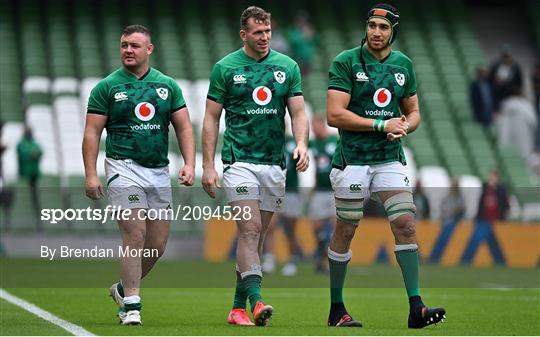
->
[240, 264, 263, 278]
[383, 192, 416, 221]
[335, 198, 363, 225]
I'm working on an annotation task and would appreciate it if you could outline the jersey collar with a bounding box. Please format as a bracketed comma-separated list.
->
[138, 67, 151, 80]
[240, 48, 272, 63]
[361, 44, 393, 64]
[121, 67, 152, 80]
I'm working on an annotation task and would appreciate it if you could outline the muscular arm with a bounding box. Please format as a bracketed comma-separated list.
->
[201, 99, 223, 197]
[326, 89, 376, 131]
[171, 107, 196, 185]
[82, 113, 107, 199]
[202, 99, 223, 170]
[400, 94, 421, 133]
[83, 114, 106, 178]
[287, 95, 310, 172]
[171, 107, 195, 166]
[287, 95, 309, 148]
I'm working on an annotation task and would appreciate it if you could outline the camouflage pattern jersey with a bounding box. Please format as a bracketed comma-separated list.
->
[207, 48, 303, 168]
[87, 67, 186, 168]
[328, 45, 417, 167]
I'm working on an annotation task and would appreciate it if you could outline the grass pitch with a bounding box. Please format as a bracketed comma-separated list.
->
[1, 260, 539, 335]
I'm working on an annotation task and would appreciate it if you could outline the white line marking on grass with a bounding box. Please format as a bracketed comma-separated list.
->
[479, 282, 513, 290]
[0, 288, 95, 336]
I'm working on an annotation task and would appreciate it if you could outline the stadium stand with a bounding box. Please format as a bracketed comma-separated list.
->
[0, 0, 23, 122]
[1, 0, 538, 233]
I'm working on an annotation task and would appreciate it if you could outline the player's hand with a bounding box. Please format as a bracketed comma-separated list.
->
[85, 176, 103, 200]
[202, 168, 221, 199]
[386, 132, 404, 141]
[293, 144, 309, 172]
[400, 115, 410, 132]
[384, 117, 408, 135]
[386, 116, 410, 141]
[178, 165, 195, 186]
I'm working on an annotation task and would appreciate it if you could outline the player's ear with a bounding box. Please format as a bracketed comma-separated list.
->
[239, 29, 246, 42]
[147, 43, 154, 55]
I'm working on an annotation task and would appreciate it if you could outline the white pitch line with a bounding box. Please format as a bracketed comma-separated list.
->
[0, 288, 95, 336]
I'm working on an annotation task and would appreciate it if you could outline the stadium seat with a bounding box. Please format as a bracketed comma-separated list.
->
[79, 78, 101, 119]
[1, 122, 24, 184]
[25, 105, 59, 175]
[0, 0, 23, 122]
[418, 166, 451, 220]
[522, 202, 540, 221]
[23, 77, 50, 94]
[51, 78, 79, 96]
[54, 96, 85, 176]
[459, 175, 482, 219]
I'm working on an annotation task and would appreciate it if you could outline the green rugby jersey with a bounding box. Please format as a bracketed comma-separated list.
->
[87, 67, 186, 168]
[284, 136, 299, 192]
[310, 135, 338, 190]
[207, 48, 303, 167]
[328, 45, 417, 167]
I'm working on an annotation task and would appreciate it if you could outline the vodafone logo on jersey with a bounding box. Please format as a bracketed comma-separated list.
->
[252, 86, 272, 106]
[134, 102, 156, 121]
[373, 88, 392, 108]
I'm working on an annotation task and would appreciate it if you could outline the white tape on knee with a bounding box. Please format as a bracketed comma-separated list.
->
[335, 198, 364, 224]
[240, 264, 263, 278]
[328, 248, 352, 262]
[384, 192, 416, 221]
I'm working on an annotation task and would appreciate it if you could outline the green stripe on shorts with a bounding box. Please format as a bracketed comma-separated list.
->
[107, 173, 120, 186]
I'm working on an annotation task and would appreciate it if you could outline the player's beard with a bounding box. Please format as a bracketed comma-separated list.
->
[122, 55, 138, 66]
[247, 39, 269, 57]
[122, 56, 147, 73]
[367, 38, 390, 52]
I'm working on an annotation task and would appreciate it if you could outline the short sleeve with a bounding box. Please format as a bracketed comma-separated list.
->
[328, 51, 353, 93]
[405, 60, 417, 97]
[207, 63, 227, 104]
[87, 81, 109, 115]
[288, 62, 303, 97]
[170, 79, 186, 112]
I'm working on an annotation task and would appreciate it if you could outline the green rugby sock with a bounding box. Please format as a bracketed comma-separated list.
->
[328, 248, 352, 304]
[395, 244, 421, 297]
[242, 275, 263, 312]
[232, 269, 247, 309]
[117, 281, 124, 297]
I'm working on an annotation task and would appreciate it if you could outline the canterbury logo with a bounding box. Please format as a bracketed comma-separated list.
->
[349, 184, 362, 192]
[236, 186, 249, 194]
[233, 74, 246, 84]
[128, 194, 140, 202]
[114, 92, 128, 101]
[356, 72, 369, 81]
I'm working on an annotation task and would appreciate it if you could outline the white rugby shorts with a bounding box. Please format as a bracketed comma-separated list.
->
[223, 162, 285, 212]
[105, 158, 172, 217]
[330, 162, 412, 200]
